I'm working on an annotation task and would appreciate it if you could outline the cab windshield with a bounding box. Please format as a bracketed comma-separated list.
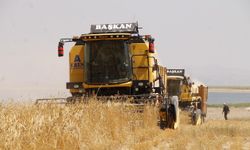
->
[167, 80, 182, 96]
[85, 40, 131, 84]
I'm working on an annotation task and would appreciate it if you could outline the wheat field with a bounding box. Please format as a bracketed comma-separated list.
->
[1, 100, 250, 150]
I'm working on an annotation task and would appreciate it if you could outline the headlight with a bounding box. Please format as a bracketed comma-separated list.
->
[138, 82, 144, 86]
[74, 84, 79, 88]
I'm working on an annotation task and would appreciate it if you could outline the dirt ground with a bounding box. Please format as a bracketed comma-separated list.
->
[207, 107, 250, 120]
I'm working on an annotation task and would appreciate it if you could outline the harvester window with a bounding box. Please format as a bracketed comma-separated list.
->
[167, 80, 181, 96]
[85, 40, 131, 84]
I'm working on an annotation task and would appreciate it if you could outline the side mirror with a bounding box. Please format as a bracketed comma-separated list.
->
[58, 42, 64, 57]
[149, 42, 155, 53]
[149, 38, 155, 53]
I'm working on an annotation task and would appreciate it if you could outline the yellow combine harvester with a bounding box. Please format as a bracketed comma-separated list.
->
[37, 23, 180, 129]
[167, 69, 208, 125]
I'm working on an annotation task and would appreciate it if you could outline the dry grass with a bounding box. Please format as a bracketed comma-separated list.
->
[1, 100, 250, 150]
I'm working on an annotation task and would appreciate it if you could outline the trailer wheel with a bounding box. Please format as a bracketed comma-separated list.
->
[191, 109, 202, 125]
[159, 119, 166, 130]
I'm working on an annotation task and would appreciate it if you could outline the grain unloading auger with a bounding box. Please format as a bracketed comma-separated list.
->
[36, 23, 180, 129]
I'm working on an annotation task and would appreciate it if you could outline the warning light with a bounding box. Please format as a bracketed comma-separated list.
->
[58, 42, 64, 57]
[149, 42, 155, 53]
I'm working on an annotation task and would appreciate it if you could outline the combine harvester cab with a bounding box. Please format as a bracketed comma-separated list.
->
[37, 23, 180, 129]
[167, 69, 208, 125]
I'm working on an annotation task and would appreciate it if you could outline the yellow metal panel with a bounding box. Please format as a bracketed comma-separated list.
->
[69, 45, 84, 93]
[131, 43, 149, 81]
[148, 55, 157, 83]
[132, 55, 148, 67]
[130, 43, 158, 83]
[83, 81, 132, 89]
[180, 94, 192, 101]
[130, 43, 148, 54]
[133, 69, 149, 80]
[180, 85, 194, 101]
[179, 83, 203, 102]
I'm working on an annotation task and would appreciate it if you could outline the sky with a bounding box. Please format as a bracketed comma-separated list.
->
[0, 0, 250, 100]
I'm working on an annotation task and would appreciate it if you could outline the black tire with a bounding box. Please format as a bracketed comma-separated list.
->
[166, 104, 175, 129]
[159, 120, 166, 130]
